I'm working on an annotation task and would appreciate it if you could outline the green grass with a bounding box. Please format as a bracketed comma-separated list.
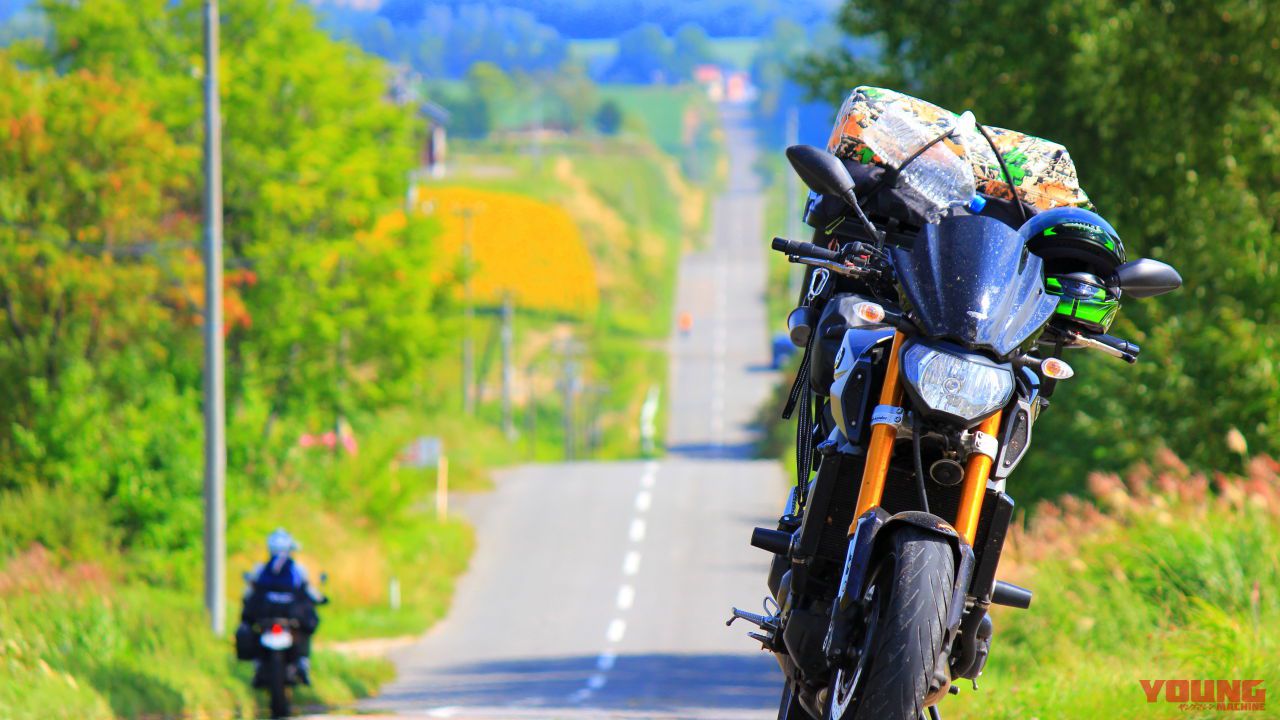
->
[948, 457, 1280, 719]
[0, 97, 723, 720]
[567, 38, 617, 66]
[597, 84, 714, 159]
[437, 132, 718, 459]
[0, 574, 391, 720]
[567, 37, 761, 71]
[0, 408, 487, 718]
[709, 36, 761, 69]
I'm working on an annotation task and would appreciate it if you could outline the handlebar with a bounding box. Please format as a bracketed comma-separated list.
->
[771, 237, 842, 263]
[770, 236, 881, 280]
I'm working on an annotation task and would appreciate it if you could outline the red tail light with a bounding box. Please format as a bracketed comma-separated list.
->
[271, 623, 283, 634]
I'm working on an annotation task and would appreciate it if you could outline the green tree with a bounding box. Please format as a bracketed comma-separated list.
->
[607, 23, 674, 83]
[543, 61, 599, 131]
[594, 99, 624, 135]
[0, 52, 207, 550]
[670, 22, 714, 80]
[799, 0, 1280, 498]
[8, 0, 453, 505]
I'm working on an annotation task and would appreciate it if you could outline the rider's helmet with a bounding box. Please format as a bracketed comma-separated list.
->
[267, 528, 298, 558]
[1019, 207, 1125, 333]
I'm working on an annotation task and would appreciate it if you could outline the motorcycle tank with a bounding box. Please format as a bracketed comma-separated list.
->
[891, 215, 1058, 357]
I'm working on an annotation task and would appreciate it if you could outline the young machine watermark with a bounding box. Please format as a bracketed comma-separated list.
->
[1141, 680, 1266, 713]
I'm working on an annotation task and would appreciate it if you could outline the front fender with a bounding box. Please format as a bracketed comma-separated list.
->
[871, 512, 975, 632]
[830, 510, 975, 657]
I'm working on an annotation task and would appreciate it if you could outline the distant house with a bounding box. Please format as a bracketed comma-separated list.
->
[725, 71, 753, 104]
[419, 101, 450, 179]
[386, 64, 449, 179]
[693, 64, 724, 102]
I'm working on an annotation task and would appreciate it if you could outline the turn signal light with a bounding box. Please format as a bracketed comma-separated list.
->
[853, 302, 886, 324]
[1040, 357, 1074, 380]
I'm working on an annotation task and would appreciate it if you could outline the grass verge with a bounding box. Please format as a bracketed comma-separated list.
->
[951, 450, 1280, 719]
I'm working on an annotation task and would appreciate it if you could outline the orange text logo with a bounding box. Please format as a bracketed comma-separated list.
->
[1140, 680, 1266, 712]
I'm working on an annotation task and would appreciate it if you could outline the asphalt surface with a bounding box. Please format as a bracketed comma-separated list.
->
[352, 105, 786, 719]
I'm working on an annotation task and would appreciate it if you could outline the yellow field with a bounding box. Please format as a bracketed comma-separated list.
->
[410, 185, 600, 315]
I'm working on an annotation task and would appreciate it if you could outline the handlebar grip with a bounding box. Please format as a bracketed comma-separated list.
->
[1093, 333, 1141, 357]
[771, 237, 842, 263]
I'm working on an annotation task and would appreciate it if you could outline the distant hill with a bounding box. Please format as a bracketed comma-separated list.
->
[314, 0, 840, 38]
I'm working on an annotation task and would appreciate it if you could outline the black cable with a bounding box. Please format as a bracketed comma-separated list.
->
[976, 122, 1030, 224]
[912, 417, 930, 514]
[885, 124, 956, 190]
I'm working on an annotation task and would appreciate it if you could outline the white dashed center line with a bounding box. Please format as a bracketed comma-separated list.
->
[569, 463, 659, 704]
[606, 618, 627, 643]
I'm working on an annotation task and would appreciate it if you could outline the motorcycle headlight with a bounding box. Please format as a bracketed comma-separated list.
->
[901, 343, 1014, 423]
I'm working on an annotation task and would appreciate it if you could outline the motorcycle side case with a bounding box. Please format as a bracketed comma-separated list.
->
[235, 623, 259, 660]
[828, 325, 894, 446]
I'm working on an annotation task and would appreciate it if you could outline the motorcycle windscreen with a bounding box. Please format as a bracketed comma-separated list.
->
[891, 215, 1058, 357]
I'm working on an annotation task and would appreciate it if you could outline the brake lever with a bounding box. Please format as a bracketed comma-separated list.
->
[1068, 332, 1137, 364]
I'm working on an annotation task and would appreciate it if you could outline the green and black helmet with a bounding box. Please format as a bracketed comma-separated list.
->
[1044, 272, 1120, 333]
[1019, 207, 1126, 333]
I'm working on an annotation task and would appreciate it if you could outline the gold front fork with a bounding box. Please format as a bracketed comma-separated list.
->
[954, 411, 1002, 545]
[849, 329, 1002, 544]
[850, 331, 906, 532]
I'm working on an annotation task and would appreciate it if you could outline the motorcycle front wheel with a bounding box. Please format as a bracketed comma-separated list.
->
[829, 526, 955, 720]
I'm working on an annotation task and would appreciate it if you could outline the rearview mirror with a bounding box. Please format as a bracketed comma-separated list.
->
[785, 144, 858, 207]
[1114, 258, 1182, 298]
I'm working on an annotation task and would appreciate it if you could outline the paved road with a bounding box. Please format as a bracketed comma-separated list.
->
[355, 105, 786, 719]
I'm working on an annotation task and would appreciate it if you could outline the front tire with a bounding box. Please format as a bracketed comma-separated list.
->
[834, 527, 955, 720]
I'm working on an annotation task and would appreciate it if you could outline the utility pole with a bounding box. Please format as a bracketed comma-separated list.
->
[201, 0, 226, 637]
[457, 207, 477, 416]
[501, 293, 515, 439]
[525, 361, 537, 459]
[560, 343, 579, 461]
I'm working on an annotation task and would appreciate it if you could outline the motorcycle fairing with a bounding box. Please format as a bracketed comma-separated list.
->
[829, 325, 895, 446]
[891, 216, 1059, 358]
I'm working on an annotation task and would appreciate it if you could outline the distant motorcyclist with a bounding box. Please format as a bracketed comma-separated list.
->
[239, 528, 324, 685]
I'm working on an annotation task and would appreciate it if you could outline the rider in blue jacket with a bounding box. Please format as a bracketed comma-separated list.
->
[240, 528, 324, 684]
